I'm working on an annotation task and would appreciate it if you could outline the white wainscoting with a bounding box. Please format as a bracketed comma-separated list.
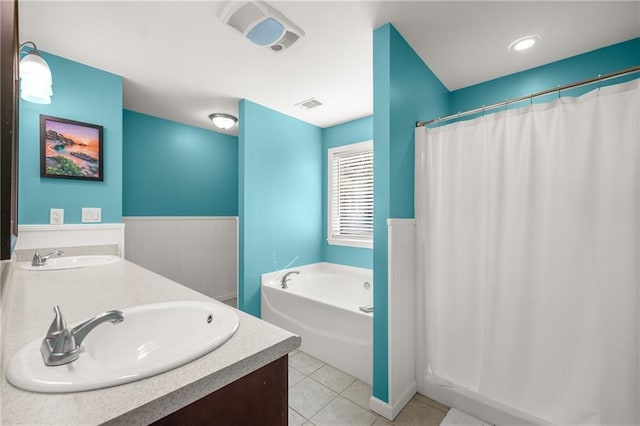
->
[15, 224, 125, 257]
[122, 217, 238, 301]
[373, 218, 417, 420]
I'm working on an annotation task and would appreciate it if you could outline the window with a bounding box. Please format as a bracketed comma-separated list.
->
[328, 140, 373, 248]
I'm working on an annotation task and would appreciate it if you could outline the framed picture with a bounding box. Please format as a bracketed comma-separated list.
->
[40, 115, 104, 181]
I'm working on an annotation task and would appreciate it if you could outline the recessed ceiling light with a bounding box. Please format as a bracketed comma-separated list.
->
[509, 36, 540, 52]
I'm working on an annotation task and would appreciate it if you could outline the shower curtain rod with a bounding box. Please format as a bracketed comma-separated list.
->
[416, 65, 640, 127]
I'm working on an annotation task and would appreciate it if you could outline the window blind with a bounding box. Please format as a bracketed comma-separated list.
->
[330, 147, 373, 243]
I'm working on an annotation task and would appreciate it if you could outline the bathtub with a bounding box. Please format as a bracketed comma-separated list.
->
[261, 262, 373, 384]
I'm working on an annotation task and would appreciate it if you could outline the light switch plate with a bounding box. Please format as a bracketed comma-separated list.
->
[50, 209, 64, 225]
[82, 207, 102, 223]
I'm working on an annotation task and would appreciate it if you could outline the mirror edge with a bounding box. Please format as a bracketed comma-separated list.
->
[0, 0, 19, 260]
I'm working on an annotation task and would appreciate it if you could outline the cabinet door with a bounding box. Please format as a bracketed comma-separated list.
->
[153, 355, 288, 426]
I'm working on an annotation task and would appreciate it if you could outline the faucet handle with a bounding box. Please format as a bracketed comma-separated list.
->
[51, 328, 77, 355]
[46, 305, 68, 339]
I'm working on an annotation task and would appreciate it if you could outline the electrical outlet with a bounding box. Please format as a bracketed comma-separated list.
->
[82, 207, 102, 223]
[50, 208, 64, 225]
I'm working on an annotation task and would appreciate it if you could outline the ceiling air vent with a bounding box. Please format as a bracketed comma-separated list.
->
[296, 98, 323, 110]
[272, 31, 299, 52]
[221, 1, 305, 53]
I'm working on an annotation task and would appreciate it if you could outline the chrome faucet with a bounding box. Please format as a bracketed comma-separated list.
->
[32, 250, 64, 266]
[40, 305, 124, 366]
[281, 270, 300, 289]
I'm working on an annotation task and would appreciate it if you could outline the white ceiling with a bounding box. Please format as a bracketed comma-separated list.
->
[18, 1, 640, 135]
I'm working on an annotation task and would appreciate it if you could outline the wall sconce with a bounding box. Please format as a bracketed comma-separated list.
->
[209, 113, 237, 130]
[19, 41, 53, 104]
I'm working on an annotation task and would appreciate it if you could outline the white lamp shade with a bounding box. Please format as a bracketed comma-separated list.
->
[19, 51, 53, 104]
[21, 79, 53, 104]
[209, 114, 237, 130]
[19, 52, 52, 83]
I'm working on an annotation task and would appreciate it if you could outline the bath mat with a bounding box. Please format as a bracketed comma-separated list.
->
[440, 408, 492, 426]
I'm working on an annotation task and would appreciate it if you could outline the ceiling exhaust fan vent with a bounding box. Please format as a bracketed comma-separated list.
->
[221, 1, 305, 53]
[226, 3, 265, 34]
[296, 98, 323, 110]
[272, 31, 300, 52]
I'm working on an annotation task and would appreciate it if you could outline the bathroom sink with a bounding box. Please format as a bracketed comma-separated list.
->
[6, 300, 240, 393]
[17, 255, 121, 271]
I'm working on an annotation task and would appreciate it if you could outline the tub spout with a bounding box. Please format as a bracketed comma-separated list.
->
[281, 271, 300, 289]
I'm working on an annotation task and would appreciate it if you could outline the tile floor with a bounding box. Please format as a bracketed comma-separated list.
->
[288, 350, 449, 426]
[220, 298, 450, 425]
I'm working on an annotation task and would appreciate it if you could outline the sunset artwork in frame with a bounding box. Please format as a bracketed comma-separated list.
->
[40, 115, 104, 181]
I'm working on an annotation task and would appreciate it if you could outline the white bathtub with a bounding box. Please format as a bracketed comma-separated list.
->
[261, 262, 373, 384]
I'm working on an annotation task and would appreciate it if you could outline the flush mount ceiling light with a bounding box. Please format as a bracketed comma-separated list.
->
[509, 35, 540, 52]
[247, 17, 284, 46]
[19, 41, 53, 104]
[209, 113, 237, 130]
[221, 1, 305, 53]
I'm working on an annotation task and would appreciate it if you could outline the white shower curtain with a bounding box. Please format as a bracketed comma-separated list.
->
[415, 80, 639, 425]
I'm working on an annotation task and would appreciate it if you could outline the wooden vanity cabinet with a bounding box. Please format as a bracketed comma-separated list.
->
[153, 355, 288, 426]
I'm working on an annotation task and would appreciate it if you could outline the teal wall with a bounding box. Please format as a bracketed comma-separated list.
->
[239, 99, 323, 317]
[19, 52, 123, 224]
[19, 34, 638, 409]
[372, 23, 450, 402]
[321, 116, 374, 269]
[122, 110, 238, 216]
[449, 38, 640, 116]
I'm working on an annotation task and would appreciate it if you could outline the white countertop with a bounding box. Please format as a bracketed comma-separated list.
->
[0, 258, 300, 425]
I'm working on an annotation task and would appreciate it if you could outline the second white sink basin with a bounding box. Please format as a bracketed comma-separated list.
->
[6, 300, 240, 393]
[18, 255, 121, 271]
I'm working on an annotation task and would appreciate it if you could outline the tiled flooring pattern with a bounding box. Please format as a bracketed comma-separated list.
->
[221, 298, 450, 425]
[288, 350, 449, 426]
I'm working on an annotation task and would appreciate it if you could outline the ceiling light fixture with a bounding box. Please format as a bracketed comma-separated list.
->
[209, 113, 238, 130]
[19, 41, 53, 104]
[509, 35, 540, 52]
[221, 1, 305, 53]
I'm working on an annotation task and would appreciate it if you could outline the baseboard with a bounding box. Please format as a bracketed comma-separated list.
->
[216, 292, 237, 302]
[393, 381, 417, 419]
[370, 385, 416, 422]
[370, 396, 393, 420]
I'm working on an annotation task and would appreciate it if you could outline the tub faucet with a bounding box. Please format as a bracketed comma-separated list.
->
[32, 250, 64, 266]
[281, 271, 300, 289]
[40, 305, 124, 366]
